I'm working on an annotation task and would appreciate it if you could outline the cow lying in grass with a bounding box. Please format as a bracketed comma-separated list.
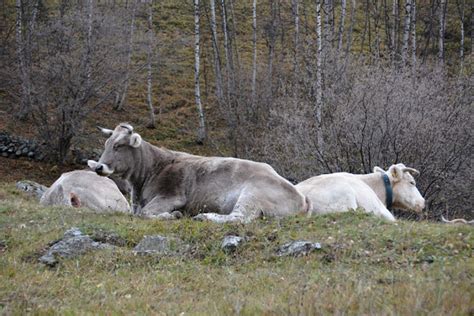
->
[88, 123, 309, 223]
[296, 164, 425, 221]
[40, 170, 131, 213]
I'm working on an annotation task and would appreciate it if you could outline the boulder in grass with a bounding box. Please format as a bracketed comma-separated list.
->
[39, 227, 113, 266]
[16, 180, 48, 200]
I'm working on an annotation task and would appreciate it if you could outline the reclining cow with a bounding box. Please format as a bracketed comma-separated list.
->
[40, 170, 131, 213]
[87, 123, 309, 223]
[296, 164, 425, 221]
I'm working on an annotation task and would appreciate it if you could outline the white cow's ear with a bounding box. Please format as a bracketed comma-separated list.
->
[373, 166, 385, 173]
[389, 165, 402, 181]
[129, 133, 142, 148]
[87, 160, 98, 170]
[97, 126, 113, 137]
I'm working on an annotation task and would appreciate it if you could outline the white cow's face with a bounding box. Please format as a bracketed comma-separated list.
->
[386, 164, 425, 212]
[88, 123, 142, 178]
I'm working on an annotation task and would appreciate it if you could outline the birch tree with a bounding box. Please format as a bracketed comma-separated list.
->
[439, 0, 446, 63]
[194, 0, 206, 143]
[456, 0, 465, 73]
[392, 0, 399, 61]
[411, 0, 416, 66]
[251, 0, 257, 105]
[115, 0, 137, 110]
[146, 0, 156, 128]
[209, 0, 223, 103]
[292, 0, 300, 100]
[338, 0, 347, 52]
[220, 0, 232, 102]
[15, 0, 39, 120]
[315, 0, 324, 152]
[402, 0, 412, 64]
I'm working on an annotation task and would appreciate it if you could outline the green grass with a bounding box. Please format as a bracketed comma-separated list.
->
[0, 184, 472, 314]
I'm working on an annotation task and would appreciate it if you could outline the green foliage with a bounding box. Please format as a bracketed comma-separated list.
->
[0, 184, 472, 314]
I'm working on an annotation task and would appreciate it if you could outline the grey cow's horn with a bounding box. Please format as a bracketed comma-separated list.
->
[97, 126, 113, 137]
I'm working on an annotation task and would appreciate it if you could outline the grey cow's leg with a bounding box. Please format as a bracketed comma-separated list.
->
[140, 196, 186, 220]
[193, 190, 262, 224]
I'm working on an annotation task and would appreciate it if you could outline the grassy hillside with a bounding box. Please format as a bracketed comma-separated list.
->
[0, 184, 472, 314]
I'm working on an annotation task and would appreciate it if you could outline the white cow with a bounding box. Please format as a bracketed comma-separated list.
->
[296, 164, 425, 222]
[40, 170, 131, 213]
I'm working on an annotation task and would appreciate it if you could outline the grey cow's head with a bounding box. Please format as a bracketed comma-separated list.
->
[88, 123, 142, 178]
[374, 163, 425, 213]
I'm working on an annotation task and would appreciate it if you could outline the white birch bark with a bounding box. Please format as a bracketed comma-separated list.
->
[116, 0, 137, 110]
[402, 0, 411, 64]
[221, 0, 232, 102]
[16, 0, 39, 119]
[338, 0, 347, 51]
[209, 0, 223, 103]
[84, 0, 93, 91]
[345, 0, 356, 57]
[292, 0, 299, 101]
[439, 0, 445, 63]
[251, 0, 257, 105]
[411, 0, 416, 66]
[194, 0, 206, 143]
[458, 0, 465, 73]
[146, 0, 156, 128]
[316, 0, 324, 152]
[392, 0, 399, 61]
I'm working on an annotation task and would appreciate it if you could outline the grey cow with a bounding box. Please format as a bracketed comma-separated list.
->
[88, 123, 309, 223]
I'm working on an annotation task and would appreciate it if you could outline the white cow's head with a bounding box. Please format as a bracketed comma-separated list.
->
[88, 123, 142, 178]
[374, 163, 425, 212]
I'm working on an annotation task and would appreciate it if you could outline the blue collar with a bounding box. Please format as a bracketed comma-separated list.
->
[382, 173, 393, 209]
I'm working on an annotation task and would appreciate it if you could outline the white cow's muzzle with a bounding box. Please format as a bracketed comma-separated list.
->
[87, 160, 114, 176]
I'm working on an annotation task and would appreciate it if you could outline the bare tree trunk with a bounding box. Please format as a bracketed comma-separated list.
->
[392, 0, 399, 62]
[84, 0, 93, 91]
[315, 0, 324, 152]
[402, 0, 411, 64]
[15, 0, 39, 120]
[209, 0, 223, 103]
[116, 0, 137, 110]
[267, 0, 276, 94]
[411, 0, 416, 67]
[456, 0, 465, 73]
[146, 0, 156, 128]
[221, 0, 233, 103]
[345, 0, 356, 57]
[439, 0, 445, 63]
[338, 0, 347, 51]
[251, 0, 257, 106]
[292, 0, 300, 101]
[194, 0, 206, 144]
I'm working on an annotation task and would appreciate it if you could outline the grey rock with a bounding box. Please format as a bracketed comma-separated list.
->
[221, 235, 244, 253]
[27, 151, 35, 158]
[16, 180, 48, 200]
[133, 235, 189, 256]
[15, 150, 21, 156]
[276, 240, 322, 257]
[39, 227, 113, 266]
[22, 147, 29, 155]
[1, 152, 7, 157]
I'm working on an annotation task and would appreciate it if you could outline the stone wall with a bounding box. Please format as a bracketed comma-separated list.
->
[0, 132, 45, 161]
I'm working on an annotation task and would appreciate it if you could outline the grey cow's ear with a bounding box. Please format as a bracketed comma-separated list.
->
[373, 166, 385, 174]
[129, 133, 142, 148]
[97, 126, 113, 137]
